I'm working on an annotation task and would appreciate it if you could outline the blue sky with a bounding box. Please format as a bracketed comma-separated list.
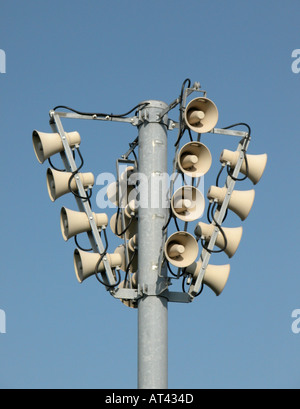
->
[0, 0, 299, 389]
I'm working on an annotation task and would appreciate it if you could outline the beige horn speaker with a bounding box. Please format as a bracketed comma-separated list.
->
[128, 234, 138, 252]
[119, 166, 136, 183]
[124, 200, 138, 219]
[171, 186, 205, 222]
[73, 249, 122, 283]
[46, 168, 94, 202]
[220, 149, 268, 185]
[184, 97, 218, 134]
[207, 186, 255, 221]
[106, 181, 136, 207]
[60, 207, 108, 241]
[114, 244, 138, 273]
[194, 222, 243, 258]
[186, 260, 230, 296]
[32, 130, 81, 164]
[178, 141, 212, 177]
[110, 212, 137, 240]
[107, 166, 136, 207]
[165, 231, 198, 268]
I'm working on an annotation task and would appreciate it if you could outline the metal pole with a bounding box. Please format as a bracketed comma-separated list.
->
[137, 100, 169, 389]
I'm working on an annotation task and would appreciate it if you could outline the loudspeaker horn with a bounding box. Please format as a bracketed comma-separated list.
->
[165, 231, 198, 268]
[106, 166, 136, 207]
[178, 141, 212, 177]
[74, 249, 122, 283]
[32, 130, 81, 164]
[60, 207, 108, 241]
[194, 222, 243, 258]
[171, 186, 205, 222]
[106, 181, 136, 207]
[207, 186, 255, 221]
[114, 245, 138, 273]
[220, 149, 268, 185]
[184, 97, 218, 134]
[46, 168, 94, 202]
[186, 260, 230, 296]
[128, 234, 138, 252]
[124, 200, 138, 218]
[110, 212, 137, 239]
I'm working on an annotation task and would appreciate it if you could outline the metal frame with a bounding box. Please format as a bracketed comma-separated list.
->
[188, 132, 251, 298]
[49, 112, 117, 288]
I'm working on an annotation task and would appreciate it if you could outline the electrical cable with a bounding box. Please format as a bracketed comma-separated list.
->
[182, 274, 204, 297]
[173, 215, 181, 232]
[216, 164, 225, 187]
[174, 78, 191, 147]
[53, 102, 150, 119]
[166, 260, 185, 278]
[67, 147, 93, 202]
[123, 250, 137, 288]
[114, 197, 135, 237]
[202, 201, 228, 254]
[222, 123, 251, 182]
[48, 157, 66, 172]
[94, 229, 121, 288]
[187, 128, 193, 142]
[74, 234, 92, 252]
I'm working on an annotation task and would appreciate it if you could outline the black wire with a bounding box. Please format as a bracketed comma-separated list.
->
[123, 250, 137, 287]
[102, 228, 109, 253]
[188, 128, 193, 142]
[222, 123, 251, 182]
[47, 139, 77, 172]
[53, 102, 150, 119]
[201, 201, 228, 254]
[223, 122, 251, 138]
[48, 157, 66, 172]
[209, 200, 228, 225]
[94, 229, 121, 288]
[180, 78, 191, 100]
[95, 265, 121, 288]
[207, 201, 213, 224]
[226, 151, 249, 181]
[166, 260, 185, 278]
[174, 78, 191, 147]
[124, 137, 139, 167]
[67, 148, 93, 202]
[216, 165, 225, 187]
[114, 206, 134, 237]
[173, 215, 181, 232]
[182, 275, 204, 297]
[74, 235, 92, 252]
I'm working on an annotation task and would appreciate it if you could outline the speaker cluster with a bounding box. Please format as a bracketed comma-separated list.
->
[32, 90, 267, 301]
[163, 96, 267, 296]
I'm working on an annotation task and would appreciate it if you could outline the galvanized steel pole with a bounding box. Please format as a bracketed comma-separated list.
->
[137, 101, 169, 389]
